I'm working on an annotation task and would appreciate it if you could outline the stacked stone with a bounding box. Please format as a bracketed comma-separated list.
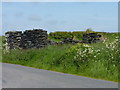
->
[62, 38, 81, 44]
[20, 29, 48, 49]
[5, 31, 22, 49]
[47, 39, 59, 45]
[82, 33, 102, 44]
[47, 38, 81, 45]
[5, 30, 103, 50]
[5, 29, 48, 49]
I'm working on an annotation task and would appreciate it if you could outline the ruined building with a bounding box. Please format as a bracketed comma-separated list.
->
[5, 29, 103, 50]
[82, 33, 103, 44]
[5, 29, 48, 49]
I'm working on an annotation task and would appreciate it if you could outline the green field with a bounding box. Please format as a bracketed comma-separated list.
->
[1, 31, 119, 82]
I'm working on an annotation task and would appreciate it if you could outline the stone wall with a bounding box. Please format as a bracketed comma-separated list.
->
[5, 29, 48, 49]
[82, 33, 103, 44]
[5, 31, 22, 49]
[5, 29, 103, 49]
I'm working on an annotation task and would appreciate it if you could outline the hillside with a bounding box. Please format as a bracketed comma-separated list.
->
[1, 31, 119, 82]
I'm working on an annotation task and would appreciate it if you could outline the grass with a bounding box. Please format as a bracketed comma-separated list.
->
[0, 36, 3, 62]
[1, 32, 119, 82]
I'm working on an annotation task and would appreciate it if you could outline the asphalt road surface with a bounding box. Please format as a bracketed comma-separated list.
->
[2, 63, 118, 88]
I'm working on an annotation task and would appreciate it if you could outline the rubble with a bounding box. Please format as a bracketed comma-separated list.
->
[62, 38, 81, 44]
[5, 31, 22, 49]
[47, 39, 59, 45]
[5, 29, 103, 50]
[82, 33, 103, 44]
[5, 29, 48, 49]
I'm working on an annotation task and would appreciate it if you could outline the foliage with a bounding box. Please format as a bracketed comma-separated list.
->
[48, 29, 97, 41]
[85, 28, 95, 33]
[49, 32, 73, 41]
[1, 32, 119, 82]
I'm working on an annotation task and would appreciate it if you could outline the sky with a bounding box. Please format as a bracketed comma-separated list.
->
[2, 2, 118, 35]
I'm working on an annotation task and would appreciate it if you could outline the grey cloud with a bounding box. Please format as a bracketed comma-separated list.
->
[2, 13, 7, 19]
[27, 15, 42, 22]
[45, 20, 68, 27]
[15, 12, 24, 18]
[46, 20, 58, 25]
[60, 20, 67, 24]
[2, 13, 6, 17]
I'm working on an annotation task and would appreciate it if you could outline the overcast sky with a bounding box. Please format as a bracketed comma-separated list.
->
[2, 2, 118, 34]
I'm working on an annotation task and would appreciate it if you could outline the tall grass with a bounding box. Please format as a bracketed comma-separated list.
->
[2, 32, 119, 82]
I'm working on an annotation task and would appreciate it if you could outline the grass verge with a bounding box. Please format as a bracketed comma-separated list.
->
[2, 41, 119, 82]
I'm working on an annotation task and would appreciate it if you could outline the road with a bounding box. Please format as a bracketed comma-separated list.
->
[2, 63, 118, 88]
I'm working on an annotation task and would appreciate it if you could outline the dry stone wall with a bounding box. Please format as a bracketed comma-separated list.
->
[5, 29, 103, 50]
[5, 29, 48, 49]
[5, 31, 22, 49]
[82, 33, 103, 44]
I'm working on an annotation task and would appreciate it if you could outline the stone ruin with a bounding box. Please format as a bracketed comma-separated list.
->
[5, 29, 103, 50]
[62, 38, 81, 44]
[5, 29, 48, 49]
[47, 38, 81, 45]
[82, 33, 103, 44]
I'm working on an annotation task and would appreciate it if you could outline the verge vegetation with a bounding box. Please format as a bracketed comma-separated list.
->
[1, 30, 119, 82]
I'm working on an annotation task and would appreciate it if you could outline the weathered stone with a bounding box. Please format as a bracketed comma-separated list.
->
[82, 33, 102, 44]
[62, 38, 81, 44]
[47, 39, 58, 45]
[5, 30, 103, 50]
[5, 31, 22, 49]
[5, 29, 48, 49]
